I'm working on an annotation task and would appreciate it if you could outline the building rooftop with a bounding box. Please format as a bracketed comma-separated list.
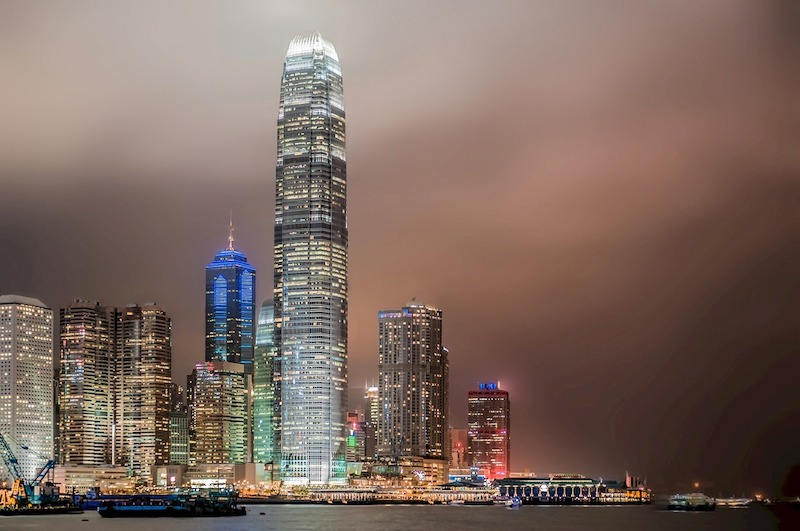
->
[0, 294, 49, 308]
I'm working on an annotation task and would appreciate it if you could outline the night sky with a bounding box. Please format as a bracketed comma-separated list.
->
[2, 1, 798, 494]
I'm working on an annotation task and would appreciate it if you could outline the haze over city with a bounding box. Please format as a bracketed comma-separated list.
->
[1, 0, 798, 494]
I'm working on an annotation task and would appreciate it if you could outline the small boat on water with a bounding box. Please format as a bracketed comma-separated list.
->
[715, 497, 752, 507]
[667, 493, 716, 511]
[505, 497, 521, 509]
[447, 500, 465, 506]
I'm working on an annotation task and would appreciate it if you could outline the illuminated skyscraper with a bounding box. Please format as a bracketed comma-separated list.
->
[118, 304, 172, 479]
[0, 295, 53, 483]
[253, 300, 276, 464]
[58, 300, 119, 466]
[274, 33, 348, 485]
[190, 361, 247, 464]
[467, 382, 510, 480]
[377, 303, 449, 461]
[205, 219, 256, 372]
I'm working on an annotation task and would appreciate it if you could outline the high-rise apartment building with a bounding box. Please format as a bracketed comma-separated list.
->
[377, 303, 449, 461]
[253, 300, 276, 464]
[205, 223, 256, 371]
[0, 295, 53, 483]
[274, 33, 348, 485]
[467, 382, 510, 480]
[58, 300, 119, 466]
[169, 383, 189, 465]
[118, 304, 172, 479]
[189, 362, 247, 464]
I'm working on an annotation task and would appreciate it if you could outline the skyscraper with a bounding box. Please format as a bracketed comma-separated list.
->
[190, 361, 247, 464]
[377, 303, 449, 461]
[0, 295, 53, 483]
[253, 300, 276, 464]
[273, 33, 348, 485]
[205, 220, 256, 372]
[58, 300, 119, 466]
[467, 382, 510, 480]
[118, 304, 172, 479]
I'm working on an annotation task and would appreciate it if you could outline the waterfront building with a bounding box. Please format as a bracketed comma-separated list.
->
[467, 382, 510, 480]
[495, 474, 651, 504]
[252, 300, 276, 464]
[53, 464, 133, 493]
[274, 33, 349, 485]
[377, 303, 449, 463]
[205, 220, 256, 371]
[189, 361, 247, 465]
[118, 304, 172, 480]
[0, 295, 53, 483]
[58, 300, 119, 466]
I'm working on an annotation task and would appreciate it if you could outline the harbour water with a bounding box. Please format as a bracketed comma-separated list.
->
[3, 504, 792, 531]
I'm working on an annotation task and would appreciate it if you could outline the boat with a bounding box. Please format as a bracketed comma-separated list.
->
[667, 493, 716, 511]
[447, 499, 465, 505]
[1, 503, 83, 516]
[505, 497, 521, 509]
[715, 497, 752, 507]
[97, 491, 246, 518]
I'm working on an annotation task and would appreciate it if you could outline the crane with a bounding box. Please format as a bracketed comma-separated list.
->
[0, 432, 58, 508]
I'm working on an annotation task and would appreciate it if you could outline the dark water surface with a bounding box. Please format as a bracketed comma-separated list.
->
[1, 504, 792, 530]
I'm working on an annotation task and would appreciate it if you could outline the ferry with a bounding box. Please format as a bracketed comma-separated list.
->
[667, 493, 716, 511]
[97, 490, 246, 518]
[715, 497, 752, 507]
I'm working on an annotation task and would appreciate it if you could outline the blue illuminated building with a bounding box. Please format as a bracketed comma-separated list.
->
[205, 220, 256, 372]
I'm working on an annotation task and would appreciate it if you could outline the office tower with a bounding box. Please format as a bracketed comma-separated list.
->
[363, 386, 379, 460]
[253, 300, 276, 464]
[377, 303, 449, 460]
[0, 295, 53, 483]
[467, 382, 510, 480]
[274, 33, 348, 485]
[449, 428, 468, 469]
[169, 384, 189, 465]
[189, 362, 247, 465]
[205, 220, 256, 372]
[118, 304, 172, 479]
[58, 300, 119, 466]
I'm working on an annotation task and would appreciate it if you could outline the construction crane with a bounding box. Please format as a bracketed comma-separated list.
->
[0, 432, 58, 508]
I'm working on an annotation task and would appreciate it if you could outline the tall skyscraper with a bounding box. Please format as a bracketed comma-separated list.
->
[274, 33, 348, 485]
[377, 303, 449, 461]
[253, 300, 276, 464]
[0, 295, 53, 483]
[205, 220, 256, 372]
[467, 382, 510, 480]
[118, 304, 172, 479]
[58, 300, 119, 466]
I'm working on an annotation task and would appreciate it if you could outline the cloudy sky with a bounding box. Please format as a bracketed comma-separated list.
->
[2, 1, 798, 493]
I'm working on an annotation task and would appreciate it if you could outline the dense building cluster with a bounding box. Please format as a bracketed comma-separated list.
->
[0, 34, 510, 489]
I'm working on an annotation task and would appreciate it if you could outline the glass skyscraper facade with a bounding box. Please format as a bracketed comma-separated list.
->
[205, 232, 256, 372]
[467, 382, 510, 480]
[274, 33, 348, 485]
[59, 300, 119, 466]
[377, 303, 449, 460]
[0, 295, 53, 483]
[253, 300, 276, 464]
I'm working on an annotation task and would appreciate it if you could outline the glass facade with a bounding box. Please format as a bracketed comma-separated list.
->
[190, 361, 247, 464]
[205, 243, 256, 373]
[377, 304, 449, 460]
[58, 300, 119, 466]
[119, 304, 172, 479]
[253, 300, 277, 464]
[0, 295, 53, 484]
[274, 33, 348, 485]
[467, 382, 510, 480]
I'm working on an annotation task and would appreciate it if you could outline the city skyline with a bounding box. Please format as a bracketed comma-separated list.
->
[1, 1, 798, 494]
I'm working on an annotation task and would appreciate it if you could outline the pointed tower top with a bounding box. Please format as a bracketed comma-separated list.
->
[228, 210, 235, 251]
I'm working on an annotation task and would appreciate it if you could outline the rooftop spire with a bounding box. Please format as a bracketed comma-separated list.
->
[228, 210, 235, 251]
